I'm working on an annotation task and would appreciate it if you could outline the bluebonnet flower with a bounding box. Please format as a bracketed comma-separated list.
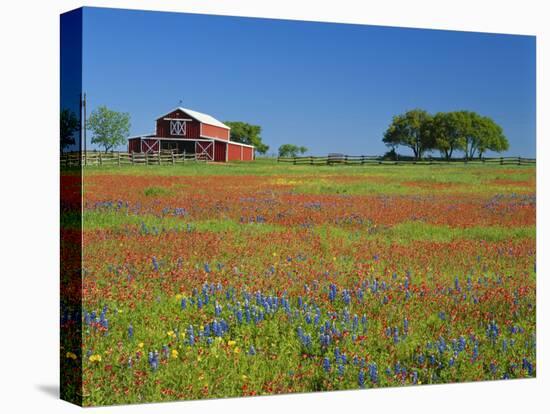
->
[128, 324, 134, 340]
[181, 298, 187, 310]
[412, 371, 418, 384]
[204, 263, 211, 273]
[248, 345, 256, 356]
[358, 370, 365, 388]
[148, 351, 159, 371]
[393, 327, 399, 344]
[472, 343, 479, 361]
[215, 302, 222, 317]
[323, 357, 331, 373]
[187, 325, 195, 346]
[152, 256, 159, 272]
[342, 290, 351, 305]
[522, 358, 533, 376]
[328, 284, 337, 302]
[369, 363, 378, 383]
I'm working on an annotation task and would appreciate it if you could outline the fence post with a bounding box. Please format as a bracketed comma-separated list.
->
[99, 152, 102, 166]
[517, 157, 521, 166]
[117, 152, 121, 166]
[183, 150, 186, 164]
[131, 151, 135, 164]
[293, 157, 296, 165]
[500, 157, 503, 165]
[171, 152, 175, 165]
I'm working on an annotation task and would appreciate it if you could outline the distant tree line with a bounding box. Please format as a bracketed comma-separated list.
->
[382, 109, 509, 160]
[278, 144, 308, 157]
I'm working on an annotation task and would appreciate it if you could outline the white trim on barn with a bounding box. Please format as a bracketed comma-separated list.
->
[156, 107, 230, 130]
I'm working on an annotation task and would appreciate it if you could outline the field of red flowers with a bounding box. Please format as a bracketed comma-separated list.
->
[61, 162, 535, 406]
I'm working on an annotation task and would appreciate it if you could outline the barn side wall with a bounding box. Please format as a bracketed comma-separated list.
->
[242, 146, 254, 161]
[201, 124, 229, 140]
[227, 143, 242, 161]
[128, 138, 141, 153]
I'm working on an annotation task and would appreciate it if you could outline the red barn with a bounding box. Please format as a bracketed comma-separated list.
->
[127, 107, 255, 162]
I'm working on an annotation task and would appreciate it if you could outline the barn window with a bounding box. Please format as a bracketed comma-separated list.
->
[170, 120, 186, 136]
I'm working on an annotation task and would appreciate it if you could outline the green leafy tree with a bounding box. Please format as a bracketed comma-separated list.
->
[224, 121, 269, 154]
[60, 108, 79, 152]
[87, 106, 131, 152]
[382, 109, 434, 159]
[456, 111, 509, 159]
[278, 144, 308, 157]
[471, 115, 509, 158]
[431, 111, 465, 159]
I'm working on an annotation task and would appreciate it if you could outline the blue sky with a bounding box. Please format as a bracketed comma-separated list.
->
[82, 7, 536, 157]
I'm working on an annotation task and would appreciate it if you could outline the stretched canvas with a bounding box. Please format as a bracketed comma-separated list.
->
[60, 6, 536, 406]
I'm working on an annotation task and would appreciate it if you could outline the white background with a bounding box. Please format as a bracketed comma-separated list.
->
[0, 0, 547, 412]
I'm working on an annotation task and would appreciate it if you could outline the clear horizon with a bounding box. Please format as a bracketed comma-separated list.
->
[82, 7, 536, 157]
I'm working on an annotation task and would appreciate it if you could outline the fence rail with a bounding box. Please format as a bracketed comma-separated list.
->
[277, 155, 536, 166]
[60, 151, 199, 167]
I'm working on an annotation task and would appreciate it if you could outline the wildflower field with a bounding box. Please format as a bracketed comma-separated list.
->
[61, 160, 536, 405]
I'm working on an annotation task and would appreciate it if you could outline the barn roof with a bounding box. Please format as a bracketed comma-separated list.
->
[157, 107, 230, 130]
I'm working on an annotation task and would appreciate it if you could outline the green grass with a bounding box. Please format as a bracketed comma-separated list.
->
[66, 209, 535, 245]
[83, 158, 535, 178]
[63, 210, 285, 235]
[143, 186, 175, 197]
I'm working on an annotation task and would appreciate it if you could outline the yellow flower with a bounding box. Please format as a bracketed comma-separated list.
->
[197, 355, 202, 362]
[167, 330, 176, 338]
[234, 347, 241, 354]
[227, 340, 236, 347]
[66, 352, 77, 360]
[272, 252, 277, 257]
[241, 375, 248, 381]
[89, 354, 102, 363]
[171, 349, 179, 359]
[138, 342, 144, 348]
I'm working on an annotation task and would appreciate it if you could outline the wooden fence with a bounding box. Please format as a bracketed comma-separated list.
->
[60, 151, 199, 167]
[277, 155, 536, 166]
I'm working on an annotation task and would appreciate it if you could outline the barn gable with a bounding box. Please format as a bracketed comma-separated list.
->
[156, 107, 230, 141]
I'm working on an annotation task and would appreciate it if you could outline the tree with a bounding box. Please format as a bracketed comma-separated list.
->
[224, 121, 269, 154]
[472, 115, 509, 158]
[431, 111, 465, 160]
[278, 144, 308, 157]
[60, 109, 79, 152]
[382, 109, 434, 159]
[457, 111, 509, 159]
[87, 106, 131, 152]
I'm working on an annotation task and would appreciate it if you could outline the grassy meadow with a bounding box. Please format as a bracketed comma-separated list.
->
[61, 160, 536, 405]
